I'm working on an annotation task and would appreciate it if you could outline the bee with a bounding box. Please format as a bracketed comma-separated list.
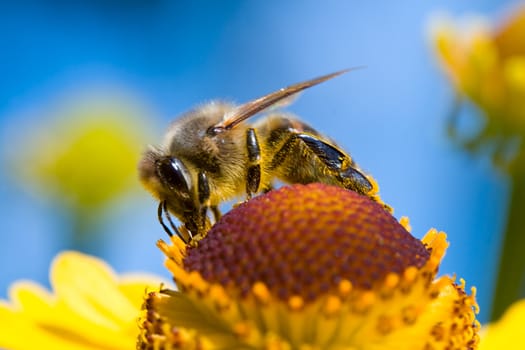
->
[139, 69, 389, 243]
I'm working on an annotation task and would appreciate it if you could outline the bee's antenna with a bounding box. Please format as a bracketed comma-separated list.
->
[157, 201, 187, 243]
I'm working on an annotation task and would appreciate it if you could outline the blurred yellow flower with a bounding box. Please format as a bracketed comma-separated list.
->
[431, 7, 525, 130]
[13, 98, 153, 214]
[430, 5, 525, 323]
[140, 184, 480, 349]
[479, 298, 525, 350]
[0, 251, 164, 350]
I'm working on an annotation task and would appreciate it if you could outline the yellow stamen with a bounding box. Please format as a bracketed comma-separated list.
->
[252, 282, 271, 305]
[323, 296, 342, 317]
[288, 296, 304, 311]
[338, 280, 352, 298]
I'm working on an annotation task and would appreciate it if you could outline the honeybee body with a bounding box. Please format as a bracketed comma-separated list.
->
[253, 114, 354, 189]
[139, 71, 389, 242]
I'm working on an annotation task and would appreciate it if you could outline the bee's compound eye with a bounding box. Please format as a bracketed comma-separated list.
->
[156, 158, 192, 194]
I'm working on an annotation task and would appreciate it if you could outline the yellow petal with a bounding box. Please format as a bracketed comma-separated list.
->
[51, 251, 139, 328]
[480, 299, 525, 350]
[0, 251, 166, 350]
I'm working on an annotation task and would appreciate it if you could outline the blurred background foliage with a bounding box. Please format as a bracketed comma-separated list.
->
[0, 0, 521, 324]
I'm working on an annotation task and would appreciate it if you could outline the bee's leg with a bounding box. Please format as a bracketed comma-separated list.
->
[211, 205, 221, 223]
[268, 132, 298, 171]
[269, 130, 372, 195]
[296, 133, 373, 194]
[157, 200, 188, 243]
[246, 128, 262, 198]
[197, 171, 211, 230]
[262, 185, 274, 193]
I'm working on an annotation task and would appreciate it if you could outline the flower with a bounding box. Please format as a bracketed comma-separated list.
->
[11, 98, 153, 214]
[479, 298, 525, 350]
[0, 251, 164, 350]
[432, 8, 525, 124]
[430, 6, 525, 169]
[430, 5, 525, 323]
[139, 183, 480, 349]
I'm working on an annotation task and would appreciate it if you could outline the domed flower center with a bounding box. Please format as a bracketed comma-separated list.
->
[183, 184, 430, 302]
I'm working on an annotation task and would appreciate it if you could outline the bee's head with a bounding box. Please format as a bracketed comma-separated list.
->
[138, 148, 201, 234]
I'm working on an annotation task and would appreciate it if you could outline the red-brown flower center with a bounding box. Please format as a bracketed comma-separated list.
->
[183, 184, 430, 302]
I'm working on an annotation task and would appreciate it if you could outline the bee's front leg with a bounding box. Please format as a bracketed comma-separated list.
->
[196, 171, 212, 234]
[246, 128, 262, 199]
[196, 171, 221, 224]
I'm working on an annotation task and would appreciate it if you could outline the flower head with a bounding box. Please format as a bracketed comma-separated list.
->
[430, 6, 525, 170]
[140, 184, 480, 349]
[11, 98, 152, 214]
[432, 8, 525, 123]
[0, 251, 163, 350]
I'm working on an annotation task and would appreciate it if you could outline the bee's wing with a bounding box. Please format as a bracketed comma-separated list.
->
[263, 92, 301, 112]
[214, 68, 361, 131]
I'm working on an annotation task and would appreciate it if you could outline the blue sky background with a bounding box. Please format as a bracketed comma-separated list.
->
[0, 0, 516, 323]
